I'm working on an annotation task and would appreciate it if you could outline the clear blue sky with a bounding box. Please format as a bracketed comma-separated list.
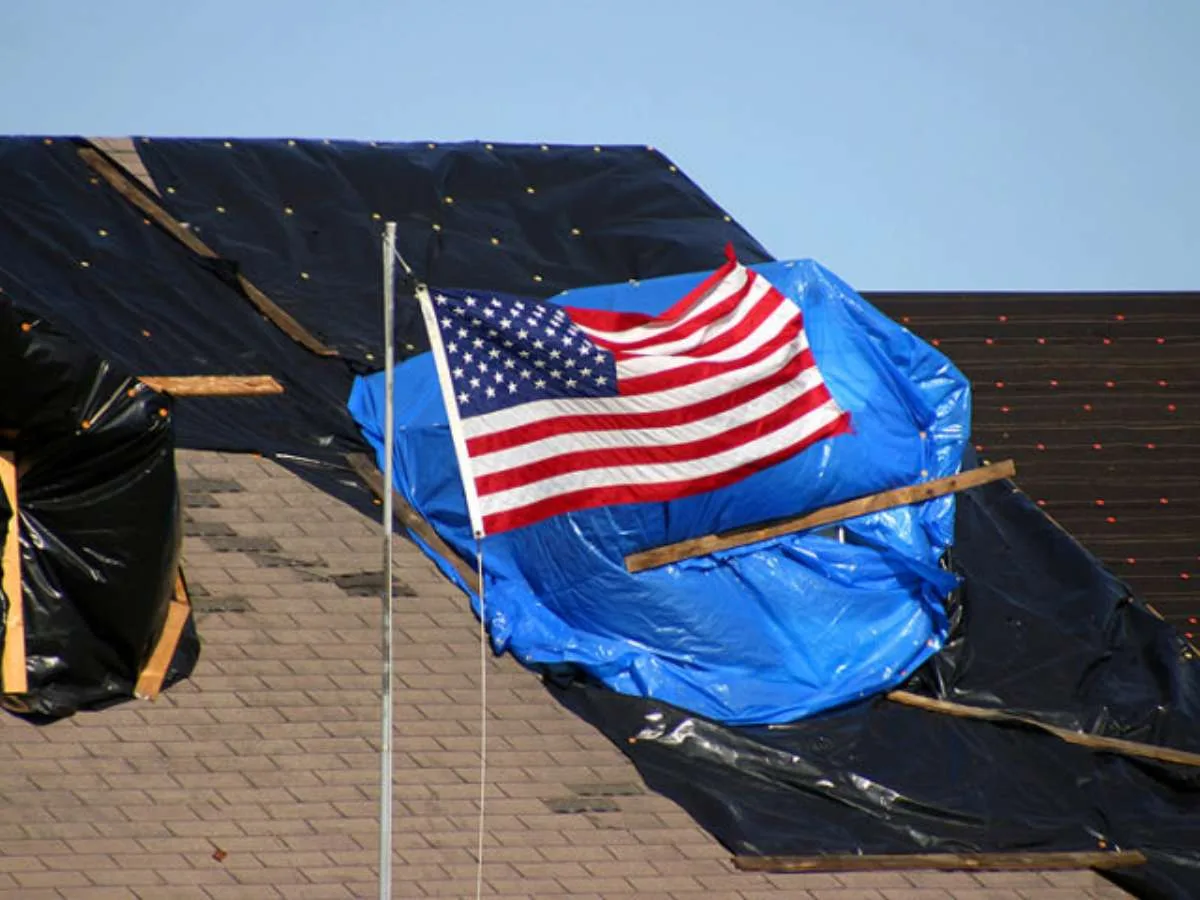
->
[4, 1, 1198, 291]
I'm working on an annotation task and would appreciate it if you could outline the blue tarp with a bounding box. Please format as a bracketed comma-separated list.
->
[349, 260, 971, 725]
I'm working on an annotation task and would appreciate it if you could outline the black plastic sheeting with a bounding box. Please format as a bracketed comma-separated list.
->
[0, 299, 198, 718]
[135, 138, 773, 364]
[551, 470, 1200, 900]
[0, 138, 363, 463]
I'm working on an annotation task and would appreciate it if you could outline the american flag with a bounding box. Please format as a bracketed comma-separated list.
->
[419, 250, 851, 536]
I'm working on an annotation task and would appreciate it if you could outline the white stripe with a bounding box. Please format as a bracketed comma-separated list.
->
[476, 398, 846, 515]
[614, 304, 804, 380]
[574, 264, 751, 348]
[460, 335, 808, 440]
[471, 365, 828, 476]
[605, 274, 776, 359]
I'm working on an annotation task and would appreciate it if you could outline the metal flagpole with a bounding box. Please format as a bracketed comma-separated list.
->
[378, 221, 397, 900]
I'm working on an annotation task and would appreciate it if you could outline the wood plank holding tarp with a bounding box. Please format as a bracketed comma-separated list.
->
[0, 452, 26, 695]
[734, 850, 1147, 874]
[625, 459, 1017, 573]
[138, 374, 284, 396]
[134, 570, 192, 701]
[78, 144, 339, 358]
[887, 690, 1200, 768]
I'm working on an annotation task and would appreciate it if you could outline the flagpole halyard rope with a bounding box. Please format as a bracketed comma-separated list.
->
[475, 539, 488, 900]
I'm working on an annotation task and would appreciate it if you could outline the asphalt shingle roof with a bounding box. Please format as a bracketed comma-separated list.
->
[0, 449, 1133, 898]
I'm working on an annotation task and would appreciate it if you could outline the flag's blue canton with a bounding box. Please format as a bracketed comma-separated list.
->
[432, 290, 620, 420]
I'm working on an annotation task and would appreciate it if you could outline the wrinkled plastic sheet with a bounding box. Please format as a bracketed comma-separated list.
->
[0, 299, 198, 718]
[349, 259, 971, 724]
[137, 138, 774, 365]
[551, 476, 1200, 900]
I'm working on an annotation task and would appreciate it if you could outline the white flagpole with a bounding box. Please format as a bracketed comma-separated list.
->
[378, 221, 397, 900]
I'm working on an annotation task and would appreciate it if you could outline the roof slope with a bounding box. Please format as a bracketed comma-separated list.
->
[0, 450, 1131, 899]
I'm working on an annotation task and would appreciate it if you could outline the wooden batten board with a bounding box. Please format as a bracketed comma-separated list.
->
[138, 374, 284, 397]
[733, 850, 1146, 874]
[887, 689, 1200, 768]
[0, 452, 26, 695]
[134, 570, 191, 701]
[625, 460, 1017, 573]
[345, 453, 481, 593]
[77, 145, 338, 358]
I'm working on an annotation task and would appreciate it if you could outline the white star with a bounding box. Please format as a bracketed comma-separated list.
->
[435, 295, 448, 306]
[483, 308, 496, 319]
[457, 391, 469, 404]
[580, 367, 592, 377]
[473, 337, 484, 349]
[440, 316, 452, 328]
[545, 327, 557, 337]
[514, 301, 525, 311]
[507, 382, 518, 393]
[489, 348, 501, 359]
[517, 329, 529, 340]
[463, 352, 474, 364]
[471, 317, 481, 326]
[494, 372, 504, 383]
[534, 378, 547, 389]
[503, 340, 513, 348]
[520, 370, 531, 379]
[561, 336, 573, 347]
[490, 297, 502, 308]
[500, 318, 512, 329]
[550, 369, 562, 379]
[470, 377, 481, 388]
[594, 351, 606, 363]
[534, 359, 546, 369]
[478, 362, 489, 373]
[519, 350, 531, 358]
[565, 378, 577, 388]
[464, 296, 477, 307]
[526, 317, 538, 327]
[452, 366, 464, 378]
[457, 327, 468, 339]
[563, 358, 575, 368]
[446, 342, 458, 354]
[503, 358, 515, 369]
[549, 349, 561, 359]
[595, 375, 608, 385]
[533, 339, 545, 350]
[486, 386, 496, 398]
[488, 329, 498, 338]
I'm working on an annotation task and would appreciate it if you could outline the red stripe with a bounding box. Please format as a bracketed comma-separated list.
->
[465, 348, 819, 456]
[617, 316, 803, 396]
[480, 412, 852, 535]
[586, 271, 756, 352]
[475, 384, 836, 496]
[611, 285, 790, 363]
[564, 256, 740, 334]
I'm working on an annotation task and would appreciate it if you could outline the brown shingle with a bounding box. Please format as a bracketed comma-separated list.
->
[0, 449, 1130, 898]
